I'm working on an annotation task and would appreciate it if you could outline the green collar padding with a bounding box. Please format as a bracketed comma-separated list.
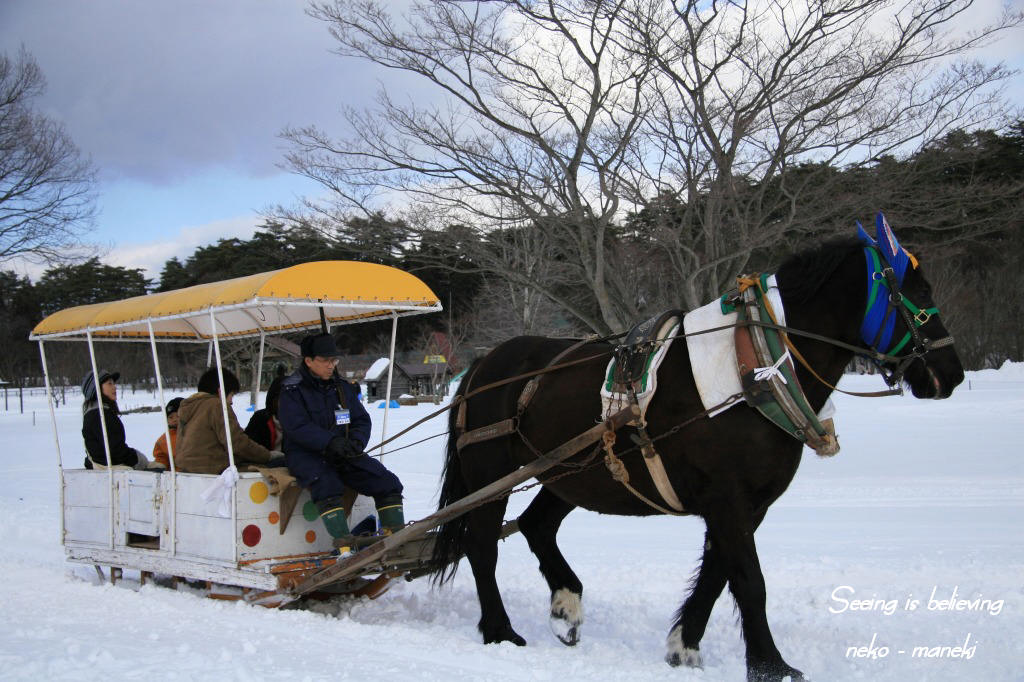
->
[737, 279, 831, 446]
[721, 293, 737, 314]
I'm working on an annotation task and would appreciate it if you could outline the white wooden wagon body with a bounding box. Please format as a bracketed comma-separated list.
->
[62, 469, 380, 591]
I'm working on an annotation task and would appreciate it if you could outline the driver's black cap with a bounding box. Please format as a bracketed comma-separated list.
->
[300, 333, 341, 358]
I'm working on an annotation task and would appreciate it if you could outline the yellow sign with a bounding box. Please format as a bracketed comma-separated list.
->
[424, 355, 446, 363]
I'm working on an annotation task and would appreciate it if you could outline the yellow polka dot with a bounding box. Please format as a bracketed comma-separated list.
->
[249, 481, 269, 504]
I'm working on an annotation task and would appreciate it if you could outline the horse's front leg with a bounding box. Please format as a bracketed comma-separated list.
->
[703, 506, 803, 682]
[666, 530, 726, 668]
[518, 487, 582, 645]
[667, 509, 770, 668]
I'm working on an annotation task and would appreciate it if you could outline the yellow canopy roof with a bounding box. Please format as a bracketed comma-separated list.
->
[31, 261, 442, 341]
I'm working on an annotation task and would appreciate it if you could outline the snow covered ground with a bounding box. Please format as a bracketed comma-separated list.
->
[1, 364, 1022, 681]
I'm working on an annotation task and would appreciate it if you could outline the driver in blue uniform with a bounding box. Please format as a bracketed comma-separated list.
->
[278, 333, 404, 541]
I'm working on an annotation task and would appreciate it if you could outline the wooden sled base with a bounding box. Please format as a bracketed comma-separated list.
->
[89, 563, 397, 608]
[84, 516, 526, 609]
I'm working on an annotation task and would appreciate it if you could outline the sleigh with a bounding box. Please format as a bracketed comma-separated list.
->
[32, 261, 447, 603]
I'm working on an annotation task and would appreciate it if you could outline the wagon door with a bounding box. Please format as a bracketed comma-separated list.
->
[119, 471, 161, 543]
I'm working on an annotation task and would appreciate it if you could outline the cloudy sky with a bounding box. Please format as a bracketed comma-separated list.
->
[1, 1, 1022, 283]
[0, 0, 381, 280]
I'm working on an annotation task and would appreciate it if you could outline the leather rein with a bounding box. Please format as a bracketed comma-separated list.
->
[366, 291, 947, 456]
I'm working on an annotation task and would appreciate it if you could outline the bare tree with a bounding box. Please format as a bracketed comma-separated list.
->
[285, 0, 655, 334]
[630, 0, 1021, 307]
[0, 47, 97, 264]
[286, 0, 1019, 331]
[412, 210, 600, 335]
[468, 274, 578, 345]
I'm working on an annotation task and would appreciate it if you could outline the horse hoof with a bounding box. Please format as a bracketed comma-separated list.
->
[665, 647, 702, 668]
[746, 662, 805, 682]
[550, 621, 579, 646]
[549, 588, 583, 646]
[482, 624, 527, 647]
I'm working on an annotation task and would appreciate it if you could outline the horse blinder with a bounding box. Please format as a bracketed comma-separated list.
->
[872, 257, 954, 388]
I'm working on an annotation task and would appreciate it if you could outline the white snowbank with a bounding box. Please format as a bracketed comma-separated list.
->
[1, 366, 1022, 681]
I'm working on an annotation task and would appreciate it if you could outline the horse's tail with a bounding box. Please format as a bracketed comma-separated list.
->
[429, 357, 482, 585]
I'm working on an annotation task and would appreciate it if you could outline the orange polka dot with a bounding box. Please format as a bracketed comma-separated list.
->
[268, 511, 280, 525]
[305, 530, 316, 543]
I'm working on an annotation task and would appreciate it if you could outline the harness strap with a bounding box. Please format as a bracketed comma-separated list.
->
[518, 335, 599, 416]
[602, 429, 686, 516]
[628, 420, 686, 512]
[776, 328, 899, 398]
[455, 335, 603, 453]
[600, 312, 687, 512]
[367, 334, 623, 456]
[456, 418, 517, 451]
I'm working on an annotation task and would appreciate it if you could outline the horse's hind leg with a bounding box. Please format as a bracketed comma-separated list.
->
[518, 487, 582, 646]
[462, 497, 526, 646]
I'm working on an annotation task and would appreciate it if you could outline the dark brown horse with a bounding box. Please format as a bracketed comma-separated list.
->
[430, 219, 964, 681]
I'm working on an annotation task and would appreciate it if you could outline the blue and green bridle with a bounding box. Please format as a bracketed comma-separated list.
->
[860, 245, 939, 356]
[858, 243, 954, 385]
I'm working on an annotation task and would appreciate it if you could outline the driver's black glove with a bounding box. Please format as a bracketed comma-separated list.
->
[326, 436, 363, 465]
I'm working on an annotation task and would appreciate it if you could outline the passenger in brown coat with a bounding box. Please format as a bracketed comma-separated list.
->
[175, 368, 279, 474]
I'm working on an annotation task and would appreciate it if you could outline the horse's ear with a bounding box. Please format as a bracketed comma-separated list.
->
[856, 221, 876, 247]
[875, 212, 912, 280]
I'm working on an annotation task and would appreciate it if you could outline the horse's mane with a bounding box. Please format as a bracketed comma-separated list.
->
[775, 237, 861, 305]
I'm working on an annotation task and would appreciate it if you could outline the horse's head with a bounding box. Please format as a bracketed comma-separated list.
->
[857, 213, 964, 399]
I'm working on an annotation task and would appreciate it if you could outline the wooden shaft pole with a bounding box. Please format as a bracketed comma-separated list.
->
[291, 403, 640, 595]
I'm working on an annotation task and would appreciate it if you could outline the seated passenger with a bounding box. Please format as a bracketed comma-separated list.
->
[82, 369, 150, 470]
[175, 368, 282, 474]
[152, 397, 183, 469]
[244, 375, 283, 452]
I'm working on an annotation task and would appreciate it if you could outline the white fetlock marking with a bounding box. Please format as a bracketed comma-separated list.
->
[548, 588, 583, 643]
[665, 625, 703, 668]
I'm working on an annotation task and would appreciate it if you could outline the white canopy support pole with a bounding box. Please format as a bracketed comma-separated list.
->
[207, 340, 214, 367]
[210, 311, 236, 470]
[381, 311, 399, 452]
[253, 331, 266, 408]
[86, 329, 116, 549]
[209, 309, 238, 558]
[147, 320, 176, 557]
[38, 341, 65, 545]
